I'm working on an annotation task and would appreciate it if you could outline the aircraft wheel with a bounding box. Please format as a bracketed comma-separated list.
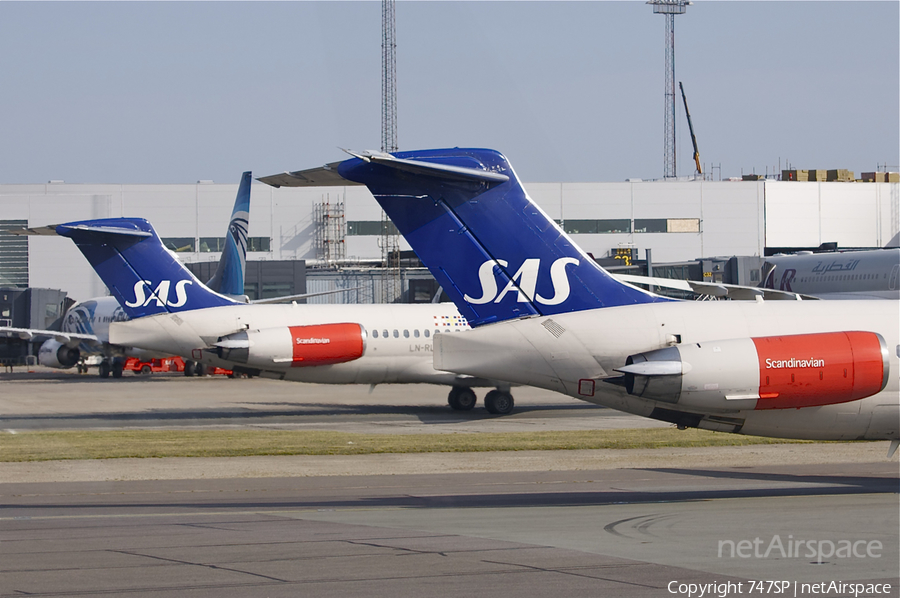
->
[194, 363, 205, 377]
[140, 365, 152, 375]
[448, 386, 477, 411]
[484, 390, 514, 415]
[98, 361, 111, 379]
[76, 363, 84, 374]
[183, 360, 195, 376]
[112, 358, 125, 378]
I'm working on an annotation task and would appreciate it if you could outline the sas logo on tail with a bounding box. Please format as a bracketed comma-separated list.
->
[464, 258, 578, 305]
[125, 280, 193, 308]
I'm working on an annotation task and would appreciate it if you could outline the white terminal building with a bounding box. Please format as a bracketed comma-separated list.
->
[0, 179, 897, 305]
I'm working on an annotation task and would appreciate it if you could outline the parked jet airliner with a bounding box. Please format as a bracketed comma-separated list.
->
[611, 245, 900, 302]
[262, 148, 899, 447]
[30, 216, 511, 412]
[763, 249, 900, 300]
[2, 172, 255, 378]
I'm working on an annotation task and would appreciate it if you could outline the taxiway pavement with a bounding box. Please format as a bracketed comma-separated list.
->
[2, 464, 897, 597]
[1, 369, 897, 597]
[0, 368, 665, 433]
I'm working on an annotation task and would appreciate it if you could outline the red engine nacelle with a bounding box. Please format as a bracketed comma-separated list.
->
[616, 331, 889, 411]
[752, 331, 889, 409]
[288, 324, 366, 367]
[215, 323, 366, 370]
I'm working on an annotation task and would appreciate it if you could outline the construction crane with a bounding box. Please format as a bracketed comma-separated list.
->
[679, 81, 702, 176]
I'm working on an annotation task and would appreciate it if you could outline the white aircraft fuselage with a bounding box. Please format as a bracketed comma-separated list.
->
[110, 302, 473, 386]
[434, 299, 899, 440]
[60, 296, 126, 342]
[765, 248, 900, 300]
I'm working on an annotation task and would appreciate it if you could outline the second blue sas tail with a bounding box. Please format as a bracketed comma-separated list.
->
[55, 218, 238, 319]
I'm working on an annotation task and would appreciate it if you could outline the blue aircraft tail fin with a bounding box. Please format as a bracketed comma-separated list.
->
[335, 148, 669, 327]
[55, 218, 238, 319]
[206, 171, 251, 296]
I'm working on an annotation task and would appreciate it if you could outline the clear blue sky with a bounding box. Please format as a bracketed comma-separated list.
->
[0, 1, 896, 184]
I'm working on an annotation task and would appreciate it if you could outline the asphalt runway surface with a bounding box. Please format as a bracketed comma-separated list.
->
[1, 369, 898, 597]
[2, 464, 898, 598]
[0, 368, 666, 433]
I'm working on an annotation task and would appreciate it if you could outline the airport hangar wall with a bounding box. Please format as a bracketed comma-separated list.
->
[0, 180, 896, 303]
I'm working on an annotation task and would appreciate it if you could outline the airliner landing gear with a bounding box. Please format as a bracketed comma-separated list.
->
[184, 360, 205, 376]
[484, 389, 514, 415]
[447, 386, 477, 411]
[98, 360, 111, 379]
[111, 358, 125, 378]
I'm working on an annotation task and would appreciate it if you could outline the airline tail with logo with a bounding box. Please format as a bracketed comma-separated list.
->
[55, 218, 238, 319]
[206, 171, 251, 297]
[261, 148, 669, 327]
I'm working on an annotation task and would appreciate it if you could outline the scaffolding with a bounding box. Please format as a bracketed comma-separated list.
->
[379, 212, 402, 303]
[313, 197, 345, 268]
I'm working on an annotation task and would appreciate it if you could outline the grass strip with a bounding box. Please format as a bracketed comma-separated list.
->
[0, 428, 813, 462]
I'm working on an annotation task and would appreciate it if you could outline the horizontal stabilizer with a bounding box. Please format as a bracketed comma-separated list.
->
[260, 150, 511, 188]
[342, 149, 511, 184]
[10, 225, 60, 236]
[12, 223, 152, 238]
[258, 161, 356, 188]
[57, 222, 153, 239]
